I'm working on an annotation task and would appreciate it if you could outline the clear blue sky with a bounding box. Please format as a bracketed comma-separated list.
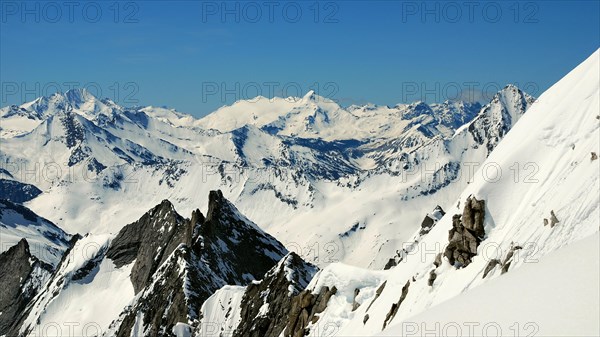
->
[1, 0, 599, 117]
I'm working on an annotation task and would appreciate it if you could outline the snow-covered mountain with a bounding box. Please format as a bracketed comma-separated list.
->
[0, 83, 533, 269]
[191, 49, 600, 337]
[6, 191, 288, 337]
[0, 199, 70, 266]
[0, 48, 598, 337]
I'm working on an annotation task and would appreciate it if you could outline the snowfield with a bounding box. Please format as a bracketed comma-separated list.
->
[380, 233, 600, 337]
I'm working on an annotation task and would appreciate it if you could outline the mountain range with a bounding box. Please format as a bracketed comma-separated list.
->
[0, 49, 598, 336]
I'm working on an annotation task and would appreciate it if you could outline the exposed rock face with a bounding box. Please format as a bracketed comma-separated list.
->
[483, 259, 501, 278]
[467, 85, 535, 155]
[501, 245, 523, 274]
[0, 179, 42, 203]
[365, 281, 387, 313]
[482, 244, 523, 278]
[382, 280, 410, 330]
[0, 239, 52, 335]
[427, 269, 437, 286]
[549, 211, 559, 228]
[233, 252, 318, 337]
[107, 199, 192, 293]
[543, 211, 560, 228]
[352, 288, 361, 311]
[444, 197, 486, 267]
[106, 190, 289, 336]
[284, 286, 338, 337]
[462, 196, 485, 237]
[419, 205, 445, 235]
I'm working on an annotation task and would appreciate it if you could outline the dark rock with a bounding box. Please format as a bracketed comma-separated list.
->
[443, 197, 486, 268]
[591, 152, 597, 161]
[462, 196, 485, 238]
[427, 269, 437, 287]
[550, 211, 559, 228]
[419, 205, 445, 235]
[0, 179, 42, 203]
[233, 252, 317, 337]
[501, 245, 523, 274]
[482, 259, 501, 278]
[433, 253, 442, 268]
[352, 288, 361, 311]
[106, 199, 191, 293]
[382, 280, 410, 330]
[383, 258, 397, 270]
[363, 314, 370, 324]
[107, 190, 289, 337]
[0, 239, 51, 335]
[284, 286, 337, 337]
[365, 281, 387, 312]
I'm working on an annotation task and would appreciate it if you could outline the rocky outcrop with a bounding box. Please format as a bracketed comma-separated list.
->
[462, 196, 485, 237]
[444, 196, 486, 267]
[482, 244, 523, 278]
[419, 205, 445, 235]
[382, 280, 410, 330]
[0, 179, 42, 203]
[427, 269, 437, 286]
[501, 245, 523, 274]
[385, 206, 446, 270]
[482, 259, 501, 278]
[0, 239, 52, 335]
[365, 281, 387, 315]
[106, 190, 289, 336]
[283, 286, 338, 337]
[106, 199, 192, 293]
[233, 252, 318, 337]
[543, 211, 559, 228]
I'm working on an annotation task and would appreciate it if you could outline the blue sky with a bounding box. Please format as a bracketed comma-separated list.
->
[1, 0, 599, 117]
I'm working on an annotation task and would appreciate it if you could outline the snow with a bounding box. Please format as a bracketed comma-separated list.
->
[197, 285, 246, 337]
[172, 322, 194, 337]
[0, 74, 529, 271]
[278, 49, 600, 337]
[0, 201, 69, 266]
[380, 233, 600, 337]
[19, 234, 135, 337]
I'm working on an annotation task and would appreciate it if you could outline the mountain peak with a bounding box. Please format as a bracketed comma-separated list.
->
[63, 88, 96, 104]
[302, 90, 316, 101]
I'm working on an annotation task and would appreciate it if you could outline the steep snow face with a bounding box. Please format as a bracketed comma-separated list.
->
[0, 200, 70, 266]
[287, 49, 600, 337]
[379, 233, 600, 337]
[17, 234, 135, 337]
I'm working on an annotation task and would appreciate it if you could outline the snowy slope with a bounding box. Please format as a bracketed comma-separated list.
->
[0, 199, 70, 266]
[279, 48, 599, 337]
[380, 233, 600, 337]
